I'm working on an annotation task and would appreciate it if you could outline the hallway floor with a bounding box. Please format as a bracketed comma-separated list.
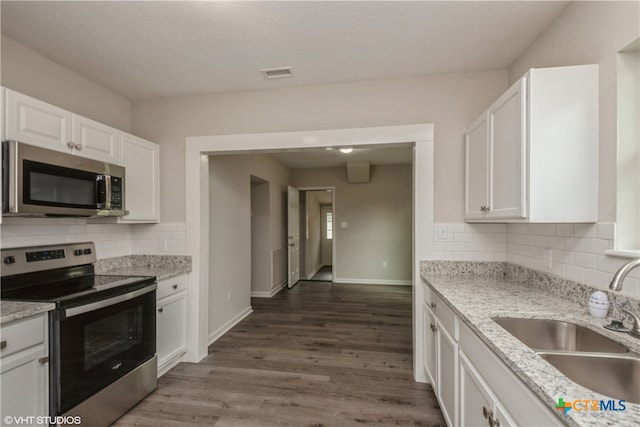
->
[309, 265, 333, 282]
[115, 281, 445, 426]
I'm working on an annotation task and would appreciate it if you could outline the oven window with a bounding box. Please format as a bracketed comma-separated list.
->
[84, 305, 143, 371]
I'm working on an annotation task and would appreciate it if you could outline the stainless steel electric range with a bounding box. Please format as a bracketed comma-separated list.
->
[1, 242, 157, 426]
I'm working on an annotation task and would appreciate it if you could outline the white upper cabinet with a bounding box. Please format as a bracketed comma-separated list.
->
[3, 88, 161, 223]
[119, 134, 160, 223]
[464, 114, 489, 220]
[4, 88, 72, 153]
[72, 114, 121, 165]
[487, 78, 527, 219]
[4, 88, 121, 164]
[465, 64, 599, 223]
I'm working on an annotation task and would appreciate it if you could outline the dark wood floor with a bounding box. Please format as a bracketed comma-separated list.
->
[114, 281, 445, 426]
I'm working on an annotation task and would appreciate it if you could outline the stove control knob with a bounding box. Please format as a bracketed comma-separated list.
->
[83, 248, 92, 255]
[73, 249, 83, 256]
[3, 256, 15, 265]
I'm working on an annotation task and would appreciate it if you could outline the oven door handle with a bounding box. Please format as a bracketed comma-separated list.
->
[64, 283, 157, 318]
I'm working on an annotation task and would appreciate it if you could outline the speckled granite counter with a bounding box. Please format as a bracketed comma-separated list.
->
[420, 261, 640, 427]
[1, 301, 55, 325]
[95, 255, 192, 280]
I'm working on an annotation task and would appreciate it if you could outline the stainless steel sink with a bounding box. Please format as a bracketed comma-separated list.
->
[539, 353, 640, 404]
[492, 317, 629, 353]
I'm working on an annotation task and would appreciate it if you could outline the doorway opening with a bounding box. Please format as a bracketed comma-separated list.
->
[185, 123, 434, 383]
[251, 175, 270, 294]
[298, 189, 334, 282]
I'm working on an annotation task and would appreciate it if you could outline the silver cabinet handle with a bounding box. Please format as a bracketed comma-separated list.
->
[75, 143, 82, 150]
[67, 141, 75, 149]
[0, 340, 6, 350]
[158, 307, 164, 313]
[430, 302, 436, 309]
[172, 284, 178, 290]
[38, 356, 49, 365]
[430, 323, 437, 333]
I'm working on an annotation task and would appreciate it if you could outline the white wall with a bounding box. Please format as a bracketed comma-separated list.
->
[133, 70, 507, 223]
[208, 156, 252, 341]
[293, 164, 412, 284]
[1, 35, 132, 132]
[207, 153, 293, 338]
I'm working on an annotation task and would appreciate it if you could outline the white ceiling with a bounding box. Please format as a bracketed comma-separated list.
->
[1, 1, 569, 102]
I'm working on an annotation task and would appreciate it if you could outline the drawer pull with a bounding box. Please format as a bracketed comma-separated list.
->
[430, 302, 437, 309]
[172, 284, 178, 290]
[0, 340, 6, 350]
[38, 356, 49, 365]
[430, 323, 437, 333]
[158, 307, 164, 313]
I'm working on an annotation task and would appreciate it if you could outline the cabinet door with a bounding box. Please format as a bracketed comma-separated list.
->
[465, 114, 490, 220]
[4, 88, 72, 153]
[157, 292, 187, 371]
[437, 323, 458, 427]
[72, 115, 121, 164]
[488, 78, 527, 219]
[1, 346, 48, 425]
[423, 304, 437, 387]
[459, 352, 494, 427]
[119, 134, 160, 223]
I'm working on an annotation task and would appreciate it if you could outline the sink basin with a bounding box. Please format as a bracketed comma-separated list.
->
[492, 317, 629, 353]
[539, 353, 640, 404]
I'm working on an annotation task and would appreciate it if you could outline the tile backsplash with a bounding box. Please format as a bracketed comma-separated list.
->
[434, 222, 639, 299]
[0, 218, 186, 259]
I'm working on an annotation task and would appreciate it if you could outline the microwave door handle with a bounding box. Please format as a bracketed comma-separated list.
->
[96, 176, 107, 209]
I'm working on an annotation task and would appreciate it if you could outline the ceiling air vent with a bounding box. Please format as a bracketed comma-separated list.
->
[261, 67, 293, 79]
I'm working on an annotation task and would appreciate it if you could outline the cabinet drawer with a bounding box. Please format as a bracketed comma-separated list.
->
[425, 285, 457, 339]
[0, 315, 46, 358]
[156, 274, 187, 300]
[459, 322, 560, 426]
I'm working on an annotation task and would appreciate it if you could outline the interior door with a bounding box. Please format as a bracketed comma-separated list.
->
[287, 186, 300, 288]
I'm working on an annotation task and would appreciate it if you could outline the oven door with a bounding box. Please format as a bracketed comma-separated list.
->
[53, 284, 156, 414]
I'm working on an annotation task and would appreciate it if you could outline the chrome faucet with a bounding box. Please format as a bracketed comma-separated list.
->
[622, 309, 640, 339]
[609, 258, 640, 291]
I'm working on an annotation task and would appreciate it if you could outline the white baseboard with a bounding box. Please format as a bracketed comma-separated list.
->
[208, 306, 253, 346]
[333, 277, 412, 286]
[251, 281, 286, 298]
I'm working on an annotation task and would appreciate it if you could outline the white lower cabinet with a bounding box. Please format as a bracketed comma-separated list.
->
[156, 274, 188, 376]
[0, 313, 49, 426]
[459, 352, 494, 427]
[424, 289, 458, 427]
[423, 283, 561, 427]
[437, 324, 458, 427]
[422, 304, 437, 387]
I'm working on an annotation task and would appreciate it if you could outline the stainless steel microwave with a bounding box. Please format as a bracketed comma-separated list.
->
[2, 141, 126, 217]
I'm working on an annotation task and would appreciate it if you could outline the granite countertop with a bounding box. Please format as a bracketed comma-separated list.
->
[1, 301, 55, 325]
[421, 263, 640, 427]
[95, 255, 192, 281]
